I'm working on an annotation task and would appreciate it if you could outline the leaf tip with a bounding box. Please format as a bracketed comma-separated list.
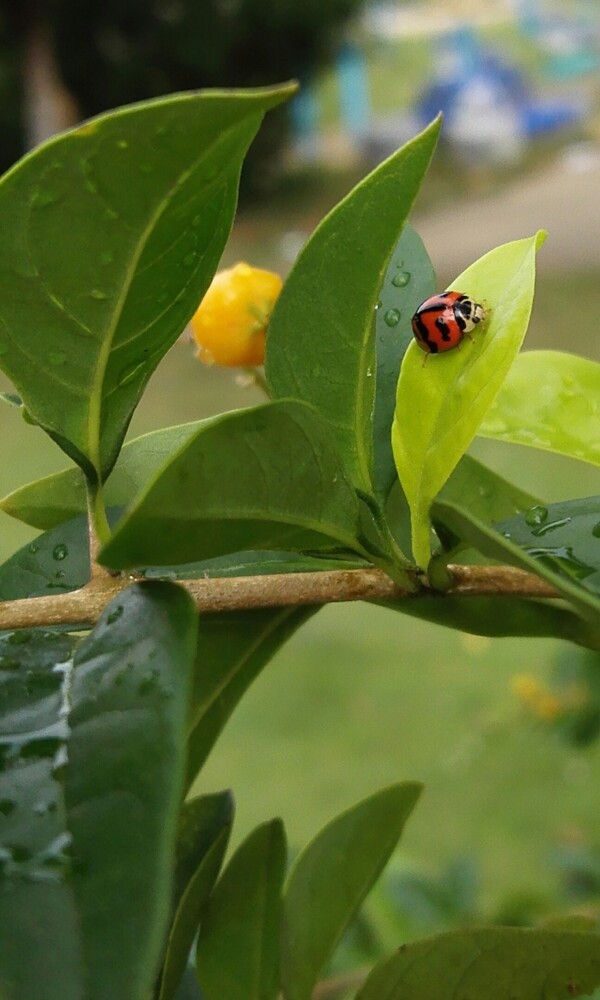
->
[535, 229, 548, 250]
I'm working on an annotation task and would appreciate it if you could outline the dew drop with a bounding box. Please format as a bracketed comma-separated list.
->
[28, 542, 39, 555]
[392, 270, 411, 288]
[384, 308, 401, 327]
[53, 543, 68, 561]
[117, 139, 128, 150]
[106, 605, 123, 625]
[395, 259, 404, 268]
[524, 505, 548, 528]
[592, 521, 600, 539]
[6, 629, 32, 645]
[531, 516, 572, 537]
[524, 545, 594, 581]
[118, 360, 146, 387]
[0, 799, 16, 816]
[90, 289, 108, 301]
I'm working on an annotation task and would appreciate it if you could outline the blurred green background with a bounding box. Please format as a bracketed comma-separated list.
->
[1, 0, 600, 939]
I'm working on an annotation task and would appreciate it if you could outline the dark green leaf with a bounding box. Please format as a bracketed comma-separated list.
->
[432, 499, 600, 625]
[159, 796, 233, 1000]
[0, 582, 197, 1000]
[375, 595, 600, 651]
[99, 400, 362, 570]
[0, 515, 91, 599]
[281, 782, 422, 1000]
[373, 224, 436, 500]
[440, 454, 539, 526]
[0, 419, 214, 530]
[187, 606, 316, 787]
[0, 629, 82, 1000]
[266, 119, 441, 493]
[66, 582, 198, 1000]
[196, 819, 287, 1000]
[356, 926, 600, 1000]
[0, 86, 294, 479]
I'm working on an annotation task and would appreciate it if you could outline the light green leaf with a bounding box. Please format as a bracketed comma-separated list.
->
[392, 233, 545, 568]
[0, 418, 214, 530]
[281, 783, 422, 1000]
[99, 400, 362, 570]
[266, 119, 441, 493]
[196, 820, 287, 1000]
[0, 86, 294, 480]
[356, 926, 600, 1000]
[479, 350, 600, 466]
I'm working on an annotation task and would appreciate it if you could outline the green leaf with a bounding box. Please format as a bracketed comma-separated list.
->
[356, 926, 600, 1000]
[187, 606, 316, 787]
[159, 793, 234, 1000]
[0, 418, 214, 530]
[0, 514, 91, 599]
[281, 782, 422, 1000]
[0, 582, 198, 1000]
[431, 499, 600, 625]
[479, 350, 600, 467]
[196, 819, 287, 1000]
[373, 225, 436, 501]
[0, 85, 294, 480]
[392, 233, 544, 568]
[0, 629, 82, 1000]
[376, 595, 600, 650]
[440, 454, 539, 528]
[99, 400, 362, 570]
[265, 118, 441, 493]
[66, 582, 198, 1000]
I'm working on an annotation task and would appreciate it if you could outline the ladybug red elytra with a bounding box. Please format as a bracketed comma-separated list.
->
[411, 290, 486, 354]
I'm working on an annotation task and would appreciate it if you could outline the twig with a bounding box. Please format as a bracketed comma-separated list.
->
[0, 565, 560, 631]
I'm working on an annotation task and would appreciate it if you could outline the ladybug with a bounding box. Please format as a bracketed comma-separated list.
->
[411, 291, 486, 354]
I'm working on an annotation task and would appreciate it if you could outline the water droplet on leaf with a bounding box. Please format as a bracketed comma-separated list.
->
[525, 505, 548, 528]
[52, 544, 68, 561]
[392, 271, 411, 287]
[90, 289, 108, 301]
[384, 308, 401, 327]
[106, 605, 123, 625]
[531, 516, 572, 537]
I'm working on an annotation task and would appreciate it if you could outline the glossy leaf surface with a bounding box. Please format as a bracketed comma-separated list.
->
[356, 926, 600, 1000]
[281, 782, 422, 1000]
[373, 224, 436, 500]
[99, 400, 362, 569]
[0, 86, 293, 479]
[196, 820, 286, 1000]
[187, 606, 316, 786]
[393, 233, 544, 568]
[432, 499, 600, 625]
[266, 119, 441, 493]
[0, 583, 198, 1000]
[479, 350, 600, 466]
[0, 629, 82, 1000]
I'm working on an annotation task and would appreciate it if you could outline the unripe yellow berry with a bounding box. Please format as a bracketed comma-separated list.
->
[190, 262, 282, 367]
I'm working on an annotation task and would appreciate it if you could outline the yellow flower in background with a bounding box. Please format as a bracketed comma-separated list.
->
[511, 673, 566, 722]
[190, 262, 282, 367]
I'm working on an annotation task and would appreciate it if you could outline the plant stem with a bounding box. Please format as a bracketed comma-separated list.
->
[0, 565, 561, 631]
[86, 481, 113, 579]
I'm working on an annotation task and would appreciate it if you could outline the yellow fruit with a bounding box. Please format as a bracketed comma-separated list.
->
[190, 262, 282, 367]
